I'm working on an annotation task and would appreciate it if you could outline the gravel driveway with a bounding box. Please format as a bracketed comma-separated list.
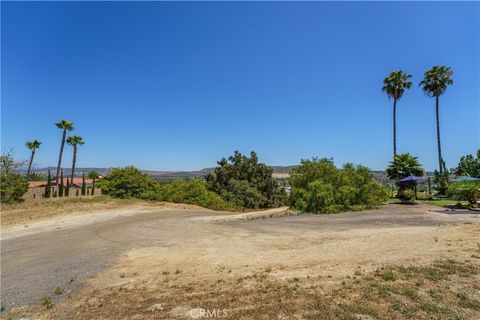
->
[1, 204, 478, 311]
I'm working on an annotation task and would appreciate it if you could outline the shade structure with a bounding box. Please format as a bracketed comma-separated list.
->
[451, 176, 480, 182]
[397, 176, 425, 182]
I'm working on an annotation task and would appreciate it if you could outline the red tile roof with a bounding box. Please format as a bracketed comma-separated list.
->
[28, 178, 96, 188]
[28, 181, 48, 188]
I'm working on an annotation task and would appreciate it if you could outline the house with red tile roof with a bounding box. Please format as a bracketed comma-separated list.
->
[26, 178, 101, 199]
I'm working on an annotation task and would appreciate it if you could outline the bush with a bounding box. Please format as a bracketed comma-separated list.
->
[289, 158, 389, 213]
[448, 181, 480, 205]
[1, 152, 29, 204]
[401, 189, 416, 204]
[144, 179, 237, 211]
[97, 166, 157, 199]
[98, 167, 237, 211]
[1, 171, 28, 204]
[206, 151, 287, 209]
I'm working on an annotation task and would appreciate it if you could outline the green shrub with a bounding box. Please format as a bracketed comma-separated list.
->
[97, 166, 157, 199]
[206, 151, 287, 209]
[98, 167, 236, 211]
[382, 269, 397, 281]
[306, 181, 335, 213]
[289, 158, 388, 213]
[448, 181, 480, 205]
[146, 179, 237, 211]
[402, 189, 416, 204]
[1, 152, 29, 204]
[1, 171, 28, 204]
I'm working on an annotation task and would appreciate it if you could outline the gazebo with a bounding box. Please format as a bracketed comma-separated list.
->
[397, 176, 425, 200]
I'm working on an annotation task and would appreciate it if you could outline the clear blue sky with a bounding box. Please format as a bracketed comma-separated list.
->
[1, 1, 479, 171]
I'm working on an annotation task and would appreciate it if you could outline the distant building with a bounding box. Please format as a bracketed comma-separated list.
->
[26, 178, 100, 198]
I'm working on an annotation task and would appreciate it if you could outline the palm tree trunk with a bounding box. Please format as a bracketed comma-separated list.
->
[70, 145, 77, 187]
[393, 98, 397, 159]
[56, 129, 67, 184]
[27, 149, 35, 177]
[435, 96, 443, 174]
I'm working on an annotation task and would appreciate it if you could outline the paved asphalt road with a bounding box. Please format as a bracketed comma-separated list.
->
[0, 204, 470, 311]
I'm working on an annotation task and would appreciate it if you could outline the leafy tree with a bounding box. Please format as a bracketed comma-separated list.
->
[382, 70, 412, 158]
[289, 158, 388, 213]
[386, 154, 424, 180]
[45, 170, 52, 198]
[55, 120, 74, 183]
[205, 151, 286, 209]
[452, 150, 480, 178]
[420, 66, 453, 174]
[81, 172, 86, 196]
[25, 140, 41, 178]
[66, 135, 84, 186]
[98, 166, 157, 198]
[87, 171, 100, 179]
[0, 151, 29, 204]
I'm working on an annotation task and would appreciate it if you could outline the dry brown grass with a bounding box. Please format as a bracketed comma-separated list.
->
[4, 259, 479, 320]
[0, 196, 202, 226]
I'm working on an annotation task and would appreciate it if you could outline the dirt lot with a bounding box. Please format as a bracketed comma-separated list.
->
[0, 196, 205, 226]
[1, 202, 480, 319]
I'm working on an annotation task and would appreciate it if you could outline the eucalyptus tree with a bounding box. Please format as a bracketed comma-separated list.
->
[382, 70, 412, 158]
[25, 140, 41, 177]
[66, 135, 84, 186]
[55, 120, 74, 183]
[419, 66, 453, 174]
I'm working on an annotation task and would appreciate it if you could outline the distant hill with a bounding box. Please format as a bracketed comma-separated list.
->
[21, 166, 431, 184]
[17, 167, 110, 177]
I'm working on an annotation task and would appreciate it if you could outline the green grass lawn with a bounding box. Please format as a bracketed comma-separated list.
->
[386, 197, 469, 208]
[421, 199, 469, 208]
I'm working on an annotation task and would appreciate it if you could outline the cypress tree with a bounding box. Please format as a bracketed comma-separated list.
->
[76, 189, 79, 196]
[59, 170, 64, 197]
[65, 177, 70, 197]
[91, 179, 95, 196]
[45, 170, 52, 198]
[81, 172, 86, 196]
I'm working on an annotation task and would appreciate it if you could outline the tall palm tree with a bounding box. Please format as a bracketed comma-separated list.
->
[382, 70, 412, 158]
[419, 66, 453, 174]
[66, 135, 84, 186]
[25, 140, 41, 178]
[55, 120, 74, 183]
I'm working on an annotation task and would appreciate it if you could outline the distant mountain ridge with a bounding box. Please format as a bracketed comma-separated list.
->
[19, 165, 398, 183]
